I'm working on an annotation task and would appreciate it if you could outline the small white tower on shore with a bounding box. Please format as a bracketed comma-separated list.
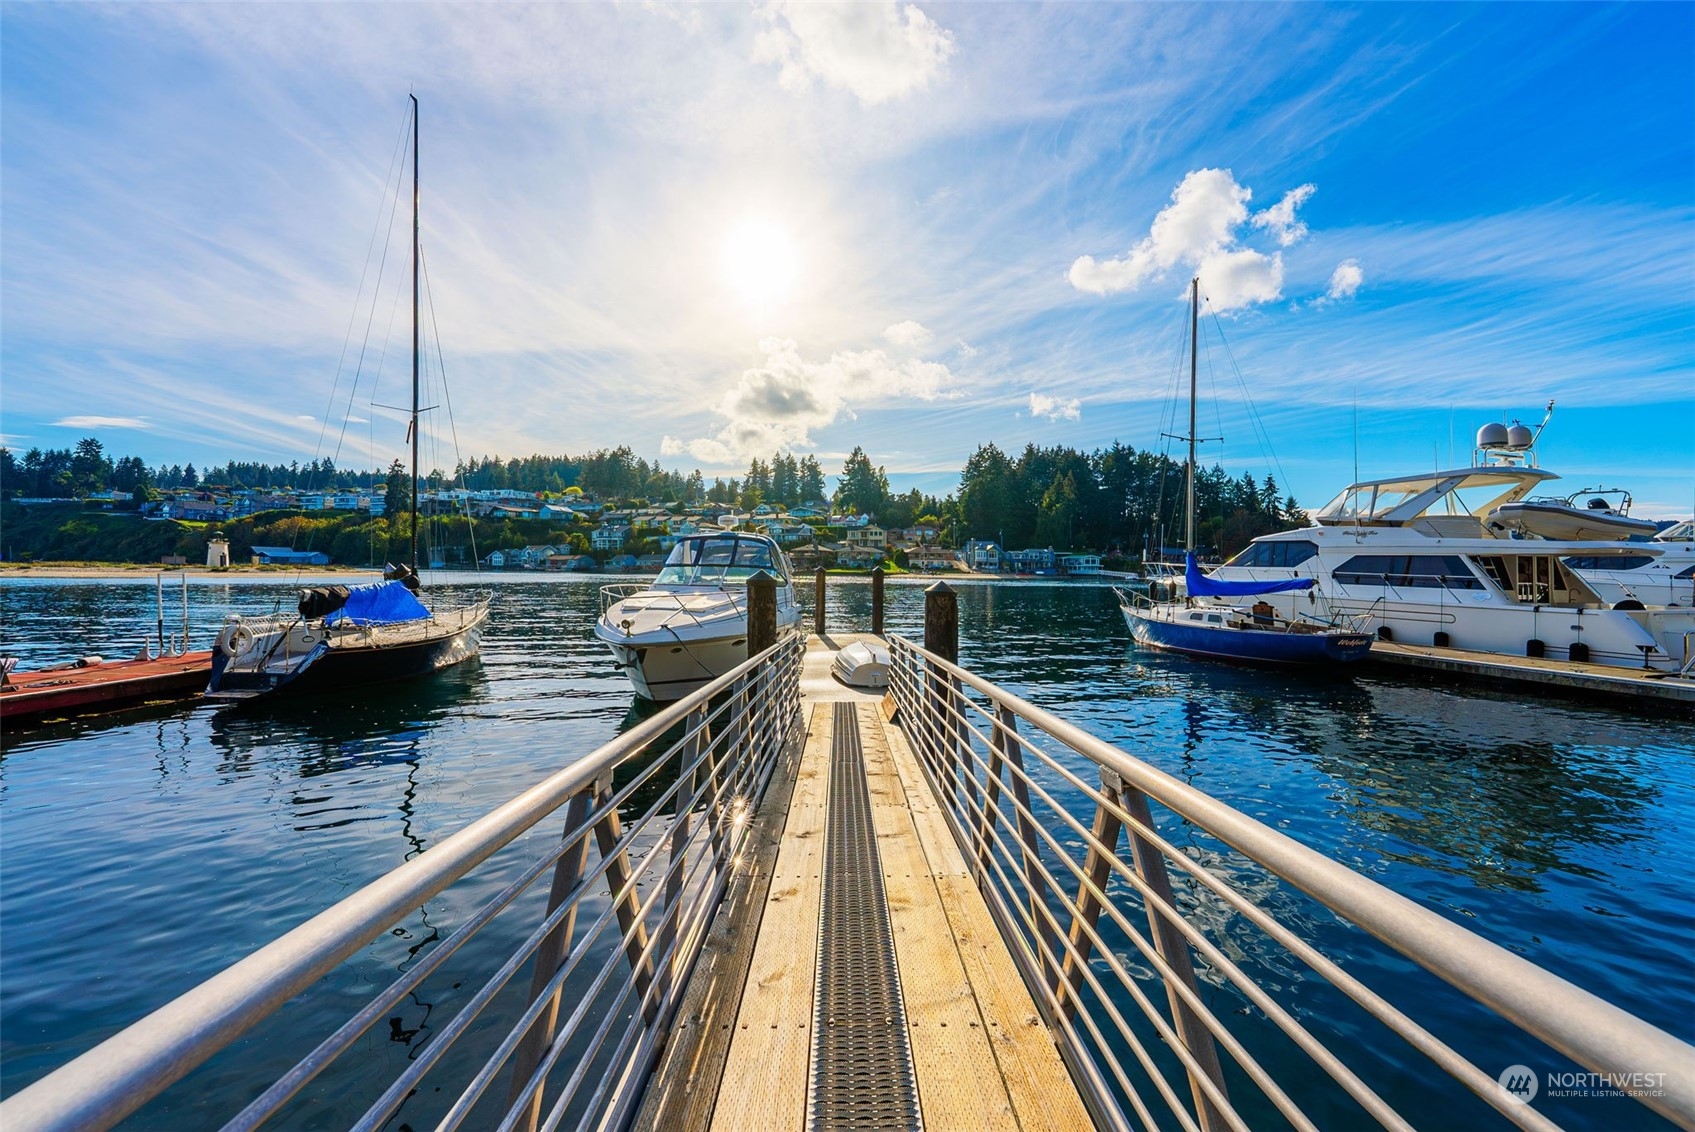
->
[206, 537, 230, 569]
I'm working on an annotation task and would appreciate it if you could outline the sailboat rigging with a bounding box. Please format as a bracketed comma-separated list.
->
[206, 96, 490, 700]
[1116, 279, 1372, 665]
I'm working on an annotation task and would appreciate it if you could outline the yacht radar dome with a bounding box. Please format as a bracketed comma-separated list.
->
[1476, 423, 1510, 449]
[1506, 424, 1534, 449]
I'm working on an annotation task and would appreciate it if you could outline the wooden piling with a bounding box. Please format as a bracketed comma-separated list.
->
[813, 567, 827, 636]
[924, 582, 958, 663]
[748, 571, 777, 656]
[871, 566, 886, 637]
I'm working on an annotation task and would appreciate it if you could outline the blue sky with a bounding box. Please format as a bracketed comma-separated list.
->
[3, 3, 1691, 515]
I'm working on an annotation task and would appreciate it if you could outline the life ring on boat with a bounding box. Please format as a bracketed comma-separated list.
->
[222, 623, 256, 658]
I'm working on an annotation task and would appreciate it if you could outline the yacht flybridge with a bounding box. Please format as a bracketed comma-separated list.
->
[595, 532, 802, 701]
[1208, 419, 1695, 672]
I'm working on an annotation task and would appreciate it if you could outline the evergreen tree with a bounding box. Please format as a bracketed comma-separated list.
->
[834, 447, 890, 517]
[384, 459, 409, 517]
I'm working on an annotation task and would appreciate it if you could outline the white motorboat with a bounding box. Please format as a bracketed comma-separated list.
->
[595, 532, 802, 701]
[832, 639, 891, 689]
[1205, 420, 1695, 672]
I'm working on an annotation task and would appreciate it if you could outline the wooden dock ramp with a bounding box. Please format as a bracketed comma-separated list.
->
[635, 634, 1091, 1131]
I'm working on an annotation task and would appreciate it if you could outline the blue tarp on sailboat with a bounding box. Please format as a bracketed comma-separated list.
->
[325, 580, 430, 626]
[1185, 552, 1315, 598]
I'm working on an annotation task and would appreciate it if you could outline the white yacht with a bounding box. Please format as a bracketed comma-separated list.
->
[595, 532, 802, 701]
[1562, 520, 1695, 609]
[1207, 426, 1695, 673]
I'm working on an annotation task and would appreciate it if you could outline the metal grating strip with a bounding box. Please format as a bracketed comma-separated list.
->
[807, 702, 923, 1131]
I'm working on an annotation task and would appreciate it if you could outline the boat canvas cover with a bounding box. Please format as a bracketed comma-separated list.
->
[1186, 552, 1315, 597]
[324, 580, 430, 626]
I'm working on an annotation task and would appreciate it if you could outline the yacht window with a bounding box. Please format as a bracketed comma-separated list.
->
[1471, 556, 1513, 590]
[1676, 565, 1694, 580]
[1319, 488, 1373, 521]
[1334, 554, 1484, 590]
[1226, 540, 1318, 568]
[1205, 614, 1223, 624]
[1562, 555, 1655, 571]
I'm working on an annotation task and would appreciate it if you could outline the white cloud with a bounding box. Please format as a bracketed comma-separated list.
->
[1196, 247, 1284, 310]
[665, 336, 957, 462]
[1028, 392, 1080, 422]
[883, 319, 932, 347]
[1069, 168, 1321, 312]
[53, 415, 150, 429]
[754, 2, 956, 105]
[1327, 258, 1364, 300]
[1250, 184, 1316, 247]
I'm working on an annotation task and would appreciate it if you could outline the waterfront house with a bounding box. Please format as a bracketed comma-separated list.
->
[250, 546, 331, 566]
[545, 553, 596, 572]
[788, 544, 836, 572]
[962, 539, 1003, 572]
[1007, 548, 1057, 573]
[514, 545, 559, 568]
[1060, 553, 1102, 576]
[592, 524, 631, 551]
[836, 545, 886, 569]
[607, 554, 642, 572]
[844, 524, 887, 548]
[483, 549, 511, 568]
[907, 546, 959, 571]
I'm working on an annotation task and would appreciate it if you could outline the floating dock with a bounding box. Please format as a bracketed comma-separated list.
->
[0, 652, 212, 724]
[1367, 639, 1695, 706]
[635, 633, 1090, 1131]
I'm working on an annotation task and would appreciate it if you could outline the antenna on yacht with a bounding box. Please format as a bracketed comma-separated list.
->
[1530, 399, 1556, 445]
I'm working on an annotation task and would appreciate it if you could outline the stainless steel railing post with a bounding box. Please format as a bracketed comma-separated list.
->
[506, 787, 595, 1131]
[591, 772, 658, 1022]
[1057, 768, 1125, 1022]
[1001, 706, 1061, 992]
[973, 704, 1014, 885]
[1120, 777, 1230, 1132]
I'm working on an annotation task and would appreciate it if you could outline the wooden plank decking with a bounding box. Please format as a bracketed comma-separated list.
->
[634, 634, 1090, 1131]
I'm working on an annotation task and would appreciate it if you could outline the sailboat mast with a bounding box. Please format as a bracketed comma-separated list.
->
[1185, 277, 1198, 555]
[410, 94, 420, 575]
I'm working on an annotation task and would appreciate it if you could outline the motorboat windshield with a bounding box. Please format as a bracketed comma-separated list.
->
[1314, 467, 1557, 527]
[653, 534, 789, 586]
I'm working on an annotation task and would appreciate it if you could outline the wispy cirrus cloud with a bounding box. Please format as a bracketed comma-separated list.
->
[53, 415, 150, 429]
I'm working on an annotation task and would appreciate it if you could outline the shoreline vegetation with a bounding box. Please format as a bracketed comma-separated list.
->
[0, 562, 1022, 581]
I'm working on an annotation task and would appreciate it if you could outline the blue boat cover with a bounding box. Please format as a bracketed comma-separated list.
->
[324, 580, 430, 626]
[1185, 552, 1315, 597]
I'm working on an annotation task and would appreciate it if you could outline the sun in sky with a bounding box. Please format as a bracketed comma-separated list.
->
[720, 216, 800, 316]
[0, 3, 1690, 512]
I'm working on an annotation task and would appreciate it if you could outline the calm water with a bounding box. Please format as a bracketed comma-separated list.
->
[1, 574, 1691, 1129]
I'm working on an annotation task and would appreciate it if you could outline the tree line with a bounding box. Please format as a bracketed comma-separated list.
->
[3, 435, 1307, 561]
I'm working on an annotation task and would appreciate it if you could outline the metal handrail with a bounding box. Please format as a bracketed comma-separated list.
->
[3, 634, 805, 1132]
[886, 635, 1695, 1131]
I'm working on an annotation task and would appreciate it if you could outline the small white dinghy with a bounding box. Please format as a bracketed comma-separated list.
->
[832, 639, 891, 689]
